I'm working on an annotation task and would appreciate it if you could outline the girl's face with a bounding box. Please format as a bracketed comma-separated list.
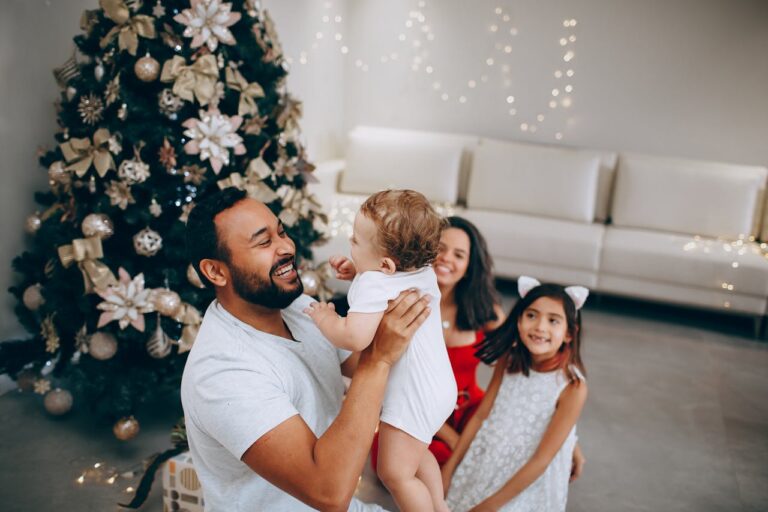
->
[517, 296, 572, 364]
[434, 227, 471, 289]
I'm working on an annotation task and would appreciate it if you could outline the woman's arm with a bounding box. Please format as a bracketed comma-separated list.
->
[474, 380, 588, 509]
[441, 356, 507, 491]
[435, 422, 460, 450]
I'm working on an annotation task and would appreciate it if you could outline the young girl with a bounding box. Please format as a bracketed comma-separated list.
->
[306, 189, 456, 512]
[442, 276, 589, 512]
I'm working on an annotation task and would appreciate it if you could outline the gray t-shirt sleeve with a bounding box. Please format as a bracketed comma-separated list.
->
[193, 366, 299, 460]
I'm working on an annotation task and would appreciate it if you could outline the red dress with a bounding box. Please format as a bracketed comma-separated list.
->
[370, 331, 486, 470]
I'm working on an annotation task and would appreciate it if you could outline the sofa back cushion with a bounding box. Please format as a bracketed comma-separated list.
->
[593, 151, 619, 222]
[339, 126, 473, 204]
[466, 139, 601, 223]
[611, 154, 768, 239]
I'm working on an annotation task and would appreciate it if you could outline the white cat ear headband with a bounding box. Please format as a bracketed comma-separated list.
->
[517, 276, 589, 310]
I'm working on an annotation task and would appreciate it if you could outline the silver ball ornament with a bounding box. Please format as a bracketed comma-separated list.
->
[187, 264, 206, 289]
[94, 62, 105, 81]
[88, 331, 118, 361]
[44, 388, 73, 416]
[24, 213, 42, 234]
[133, 228, 163, 257]
[81, 213, 114, 240]
[22, 284, 45, 311]
[153, 289, 182, 317]
[66, 86, 78, 101]
[134, 54, 160, 82]
[300, 269, 320, 296]
[113, 416, 140, 441]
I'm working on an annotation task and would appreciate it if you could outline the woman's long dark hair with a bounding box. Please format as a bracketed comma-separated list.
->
[476, 282, 585, 382]
[447, 216, 499, 331]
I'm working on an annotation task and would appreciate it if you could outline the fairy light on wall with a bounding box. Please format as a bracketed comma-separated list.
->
[288, 2, 580, 139]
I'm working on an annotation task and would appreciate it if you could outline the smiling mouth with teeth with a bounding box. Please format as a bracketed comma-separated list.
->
[272, 259, 296, 279]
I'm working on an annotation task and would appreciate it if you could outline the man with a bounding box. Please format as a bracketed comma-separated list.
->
[182, 187, 430, 511]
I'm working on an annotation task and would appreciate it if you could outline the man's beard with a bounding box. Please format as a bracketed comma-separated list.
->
[229, 257, 303, 309]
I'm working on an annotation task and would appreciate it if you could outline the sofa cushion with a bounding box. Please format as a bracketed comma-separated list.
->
[600, 227, 768, 297]
[467, 139, 600, 223]
[460, 208, 605, 273]
[339, 128, 466, 204]
[592, 151, 618, 222]
[611, 154, 768, 239]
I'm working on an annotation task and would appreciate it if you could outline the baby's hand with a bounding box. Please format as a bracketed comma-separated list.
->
[304, 301, 337, 327]
[329, 255, 356, 281]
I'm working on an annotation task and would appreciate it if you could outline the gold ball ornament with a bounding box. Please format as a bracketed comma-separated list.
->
[48, 161, 71, 186]
[81, 213, 115, 240]
[44, 388, 73, 416]
[88, 331, 118, 361]
[22, 284, 45, 311]
[24, 213, 42, 234]
[187, 264, 206, 289]
[113, 416, 140, 441]
[133, 227, 163, 257]
[153, 289, 182, 317]
[299, 269, 320, 296]
[134, 54, 160, 82]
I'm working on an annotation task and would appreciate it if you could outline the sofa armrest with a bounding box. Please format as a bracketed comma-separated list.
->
[310, 159, 346, 197]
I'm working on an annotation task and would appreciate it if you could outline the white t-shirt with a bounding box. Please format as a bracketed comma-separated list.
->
[181, 294, 386, 512]
[347, 267, 457, 443]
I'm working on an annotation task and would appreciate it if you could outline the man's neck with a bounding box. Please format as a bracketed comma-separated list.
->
[218, 293, 294, 340]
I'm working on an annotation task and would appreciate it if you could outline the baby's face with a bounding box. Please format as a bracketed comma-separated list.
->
[350, 212, 385, 273]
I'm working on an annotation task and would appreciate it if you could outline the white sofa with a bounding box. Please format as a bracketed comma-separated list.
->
[309, 126, 768, 328]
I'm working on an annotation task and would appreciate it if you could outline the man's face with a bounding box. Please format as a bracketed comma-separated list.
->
[215, 198, 303, 308]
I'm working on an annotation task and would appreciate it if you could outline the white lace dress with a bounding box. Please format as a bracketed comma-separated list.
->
[445, 368, 582, 512]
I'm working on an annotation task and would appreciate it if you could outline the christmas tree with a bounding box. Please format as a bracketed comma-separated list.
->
[3, 0, 327, 438]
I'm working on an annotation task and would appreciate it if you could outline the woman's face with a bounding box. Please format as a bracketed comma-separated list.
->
[434, 227, 471, 289]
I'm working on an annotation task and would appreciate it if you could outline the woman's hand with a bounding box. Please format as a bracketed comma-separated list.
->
[570, 443, 586, 483]
[329, 255, 356, 281]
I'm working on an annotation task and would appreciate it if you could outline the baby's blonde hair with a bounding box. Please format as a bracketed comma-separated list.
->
[359, 189, 446, 271]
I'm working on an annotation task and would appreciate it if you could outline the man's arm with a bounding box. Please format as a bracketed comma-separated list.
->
[241, 290, 430, 511]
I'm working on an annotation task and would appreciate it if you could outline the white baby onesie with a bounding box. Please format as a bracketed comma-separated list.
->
[347, 266, 457, 443]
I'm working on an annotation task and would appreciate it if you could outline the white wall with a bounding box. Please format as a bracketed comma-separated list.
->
[342, 0, 768, 166]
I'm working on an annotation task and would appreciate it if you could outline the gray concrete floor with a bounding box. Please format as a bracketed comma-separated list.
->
[1, 293, 767, 511]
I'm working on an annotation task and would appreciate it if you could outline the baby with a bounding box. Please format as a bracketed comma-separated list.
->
[306, 189, 456, 512]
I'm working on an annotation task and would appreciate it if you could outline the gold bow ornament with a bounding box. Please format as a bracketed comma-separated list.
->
[161, 55, 219, 106]
[59, 128, 116, 178]
[275, 185, 323, 227]
[57, 237, 118, 294]
[217, 171, 278, 204]
[99, 0, 157, 56]
[225, 67, 265, 117]
[171, 303, 202, 353]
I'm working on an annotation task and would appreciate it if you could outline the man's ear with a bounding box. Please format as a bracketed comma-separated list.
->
[199, 259, 228, 287]
[379, 257, 397, 275]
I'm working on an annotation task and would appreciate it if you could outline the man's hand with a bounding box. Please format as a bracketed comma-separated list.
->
[304, 301, 337, 329]
[570, 443, 586, 483]
[329, 255, 356, 281]
[365, 289, 430, 368]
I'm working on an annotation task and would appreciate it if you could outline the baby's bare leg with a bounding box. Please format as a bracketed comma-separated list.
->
[417, 448, 451, 512]
[376, 423, 435, 512]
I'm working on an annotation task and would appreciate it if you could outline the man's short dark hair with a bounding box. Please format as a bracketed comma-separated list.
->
[186, 187, 248, 288]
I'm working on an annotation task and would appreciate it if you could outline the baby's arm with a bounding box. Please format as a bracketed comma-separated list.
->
[306, 302, 384, 351]
[473, 379, 588, 509]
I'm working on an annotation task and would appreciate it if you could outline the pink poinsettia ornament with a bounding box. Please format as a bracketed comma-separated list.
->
[174, 0, 242, 52]
[96, 267, 155, 331]
[183, 108, 246, 174]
